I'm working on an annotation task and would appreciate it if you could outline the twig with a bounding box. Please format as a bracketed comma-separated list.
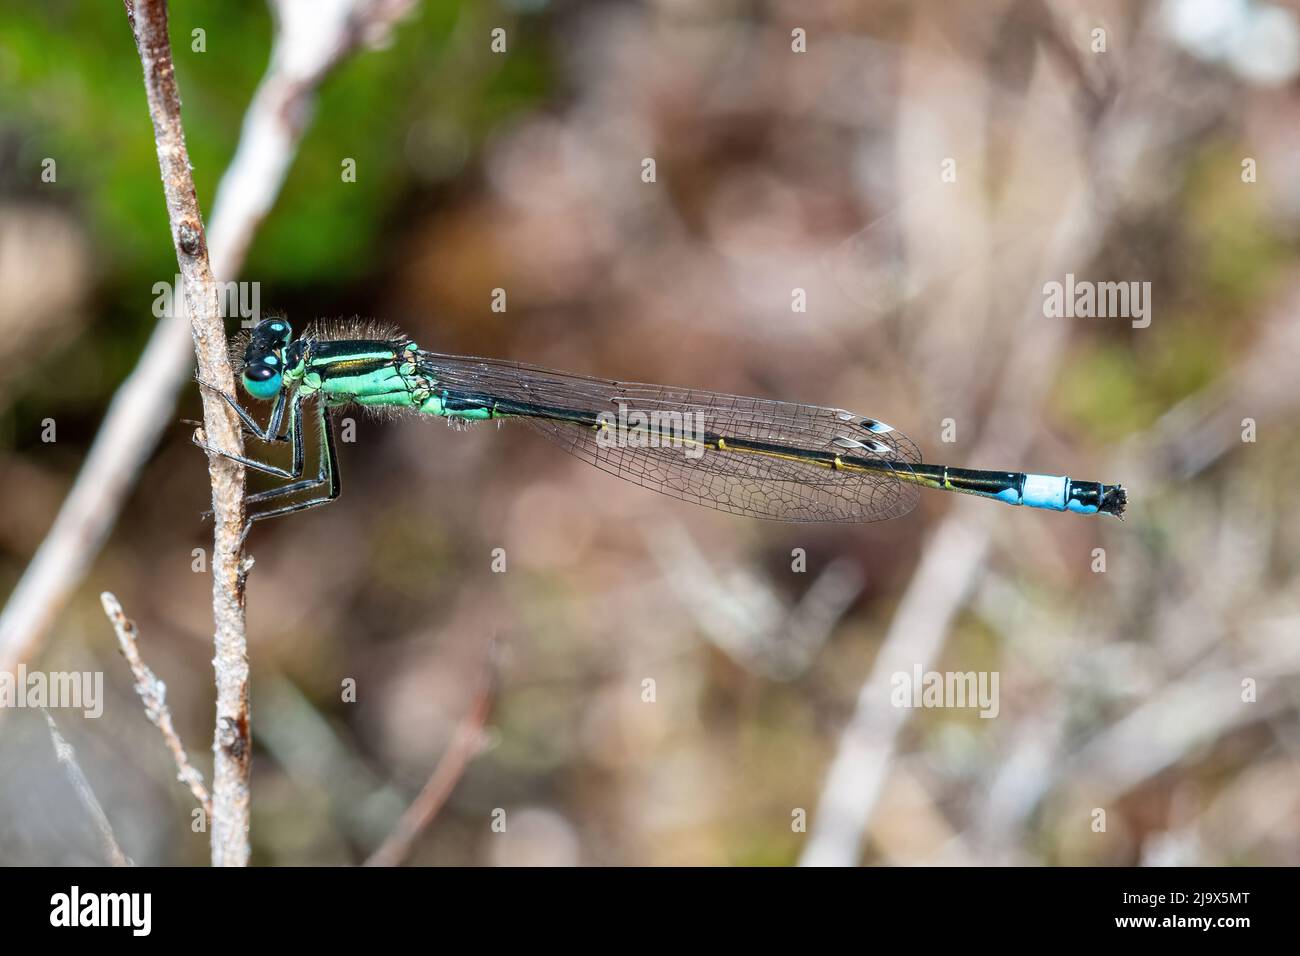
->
[101, 591, 212, 818]
[364, 659, 495, 867]
[43, 710, 132, 867]
[798, 514, 994, 866]
[1058, 656, 1299, 803]
[124, 0, 251, 867]
[208, 0, 417, 269]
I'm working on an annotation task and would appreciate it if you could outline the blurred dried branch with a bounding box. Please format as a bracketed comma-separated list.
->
[365, 647, 495, 867]
[799, 2, 1240, 866]
[44, 710, 131, 867]
[102, 591, 212, 817]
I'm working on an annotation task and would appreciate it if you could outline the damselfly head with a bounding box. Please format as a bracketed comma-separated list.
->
[241, 317, 294, 400]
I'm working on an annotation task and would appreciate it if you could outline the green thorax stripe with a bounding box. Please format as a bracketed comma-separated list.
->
[307, 339, 403, 376]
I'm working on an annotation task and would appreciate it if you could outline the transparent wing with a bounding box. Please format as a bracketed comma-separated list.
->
[416, 351, 921, 523]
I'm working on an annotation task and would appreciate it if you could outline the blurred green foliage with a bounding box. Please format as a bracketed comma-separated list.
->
[0, 0, 549, 440]
[0, 0, 552, 284]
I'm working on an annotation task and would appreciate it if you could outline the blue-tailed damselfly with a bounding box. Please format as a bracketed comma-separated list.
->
[194, 318, 1127, 524]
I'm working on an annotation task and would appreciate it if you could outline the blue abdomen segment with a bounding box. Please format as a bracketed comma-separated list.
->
[918, 466, 1123, 516]
[1011, 473, 1104, 513]
[1016, 473, 1117, 515]
[1020, 473, 1069, 510]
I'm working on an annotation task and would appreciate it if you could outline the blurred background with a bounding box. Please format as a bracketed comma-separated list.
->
[2, 0, 1299, 865]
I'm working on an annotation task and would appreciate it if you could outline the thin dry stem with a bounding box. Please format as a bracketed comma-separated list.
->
[101, 591, 213, 818]
[125, 0, 251, 866]
[364, 658, 494, 867]
[44, 710, 132, 867]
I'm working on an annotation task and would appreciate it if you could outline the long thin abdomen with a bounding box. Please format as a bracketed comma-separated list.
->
[427, 386, 1126, 517]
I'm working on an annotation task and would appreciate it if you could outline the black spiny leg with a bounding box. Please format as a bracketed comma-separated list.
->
[196, 377, 290, 443]
[243, 400, 341, 523]
[193, 391, 306, 480]
[238, 401, 336, 509]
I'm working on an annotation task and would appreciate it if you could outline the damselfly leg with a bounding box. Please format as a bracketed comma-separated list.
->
[195, 376, 291, 443]
[237, 400, 340, 522]
[193, 381, 340, 522]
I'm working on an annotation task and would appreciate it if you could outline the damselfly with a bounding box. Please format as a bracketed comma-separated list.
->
[194, 318, 1127, 525]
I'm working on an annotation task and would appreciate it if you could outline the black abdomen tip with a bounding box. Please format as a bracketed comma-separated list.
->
[1101, 485, 1127, 518]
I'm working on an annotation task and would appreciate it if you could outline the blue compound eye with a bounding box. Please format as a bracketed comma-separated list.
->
[241, 362, 282, 399]
[255, 318, 292, 345]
